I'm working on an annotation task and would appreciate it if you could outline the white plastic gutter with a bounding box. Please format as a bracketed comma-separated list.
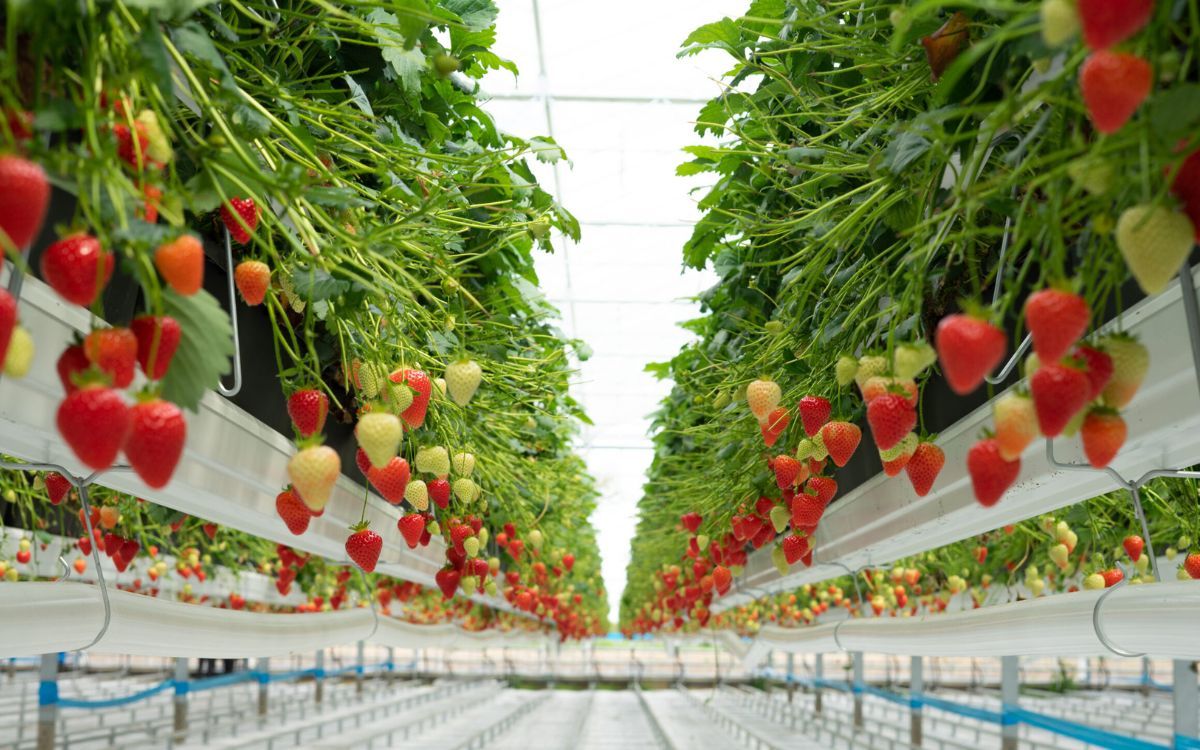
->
[0, 582, 549, 658]
[741, 581, 1200, 667]
[717, 265, 1200, 612]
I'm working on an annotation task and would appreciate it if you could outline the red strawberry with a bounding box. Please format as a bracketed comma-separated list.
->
[1078, 0, 1153, 49]
[57, 385, 130, 469]
[234, 260, 270, 306]
[368, 457, 411, 504]
[140, 184, 162, 224]
[772, 455, 803, 489]
[130, 315, 181, 380]
[113, 122, 150, 169]
[1080, 51, 1151, 134]
[781, 535, 808, 565]
[1074, 345, 1114, 400]
[393, 368, 432, 429]
[40, 234, 115, 307]
[435, 567, 461, 598]
[220, 197, 259, 244]
[203, 523, 217, 541]
[154, 235, 204, 296]
[428, 477, 451, 509]
[1101, 568, 1124, 587]
[1080, 406, 1126, 468]
[791, 493, 825, 528]
[681, 512, 703, 534]
[1170, 148, 1200, 241]
[345, 525, 382, 572]
[760, 407, 790, 447]
[1122, 534, 1144, 562]
[1184, 553, 1200, 580]
[967, 438, 1020, 507]
[83, 327, 137, 388]
[563, 553, 575, 571]
[0, 155, 50, 251]
[1030, 362, 1092, 436]
[798, 395, 832, 437]
[45, 472, 72, 505]
[57, 343, 90, 394]
[124, 398, 186, 488]
[287, 389, 329, 438]
[0, 289, 15, 364]
[355, 447, 372, 476]
[398, 513, 426, 549]
[275, 488, 311, 535]
[820, 421, 861, 467]
[450, 524, 473, 554]
[712, 565, 732, 595]
[866, 393, 916, 450]
[1025, 289, 1089, 364]
[935, 312, 1007, 395]
[805, 476, 837, 506]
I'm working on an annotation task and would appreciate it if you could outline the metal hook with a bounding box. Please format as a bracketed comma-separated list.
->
[832, 618, 848, 653]
[827, 561, 866, 615]
[358, 567, 380, 642]
[1091, 575, 1144, 658]
[52, 555, 70, 583]
[984, 334, 1031, 385]
[217, 228, 243, 398]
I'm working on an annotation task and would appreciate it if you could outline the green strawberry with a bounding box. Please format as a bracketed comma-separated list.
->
[835, 355, 858, 387]
[855, 354, 888, 389]
[1040, 0, 1079, 46]
[892, 342, 936, 379]
[1067, 158, 1112, 196]
[355, 412, 402, 469]
[415, 446, 451, 477]
[452, 452, 476, 476]
[445, 358, 483, 406]
[1116, 204, 1196, 295]
[452, 477, 477, 503]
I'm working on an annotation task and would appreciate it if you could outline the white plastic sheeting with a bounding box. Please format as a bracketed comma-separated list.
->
[741, 581, 1200, 667]
[0, 583, 549, 658]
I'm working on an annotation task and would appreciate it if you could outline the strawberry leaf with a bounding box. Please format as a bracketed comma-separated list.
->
[159, 289, 235, 412]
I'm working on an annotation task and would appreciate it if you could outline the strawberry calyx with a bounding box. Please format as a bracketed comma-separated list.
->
[958, 299, 998, 323]
[349, 520, 371, 534]
[71, 365, 113, 390]
[295, 435, 325, 451]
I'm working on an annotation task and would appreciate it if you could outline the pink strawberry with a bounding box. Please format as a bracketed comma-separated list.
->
[935, 312, 1007, 394]
[1030, 362, 1091, 436]
[798, 395, 832, 437]
[345, 525, 382, 572]
[123, 398, 186, 489]
[56, 385, 130, 470]
[1025, 288, 1089, 364]
[967, 438, 1020, 507]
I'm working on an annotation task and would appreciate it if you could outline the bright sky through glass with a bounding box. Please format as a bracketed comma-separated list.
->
[479, 1, 737, 619]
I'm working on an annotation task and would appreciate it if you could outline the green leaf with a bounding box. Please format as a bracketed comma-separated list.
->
[390, 0, 432, 46]
[530, 137, 565, 164]
[160, 289, 234, 412]
[368, 9, 427, 91]
[678, 18, 742, 57]
[289, 266, 363, 303]
[306, 186, 375, 209]
[443, 0, 499, 31]
[1150, 84, 1200, 145]
[881, 128, 931, 174]
[342, 74, 374, 117]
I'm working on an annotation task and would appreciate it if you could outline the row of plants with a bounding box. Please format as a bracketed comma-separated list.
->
[622, 0, 1200, 629]
[0, 0, 605, 636]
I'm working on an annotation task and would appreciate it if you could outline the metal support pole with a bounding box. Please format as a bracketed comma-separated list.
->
[911, 656, 924, 747]
[386, 646, 395, 687]
[173, 658, 188, 740]
[36, 653, 57, 750]
[1174, 660, 1198, 749]
[786, 652, 795, 704]
[1001, 656, 1019, 750]
[852, 652, 864, 729]
[1143, 657, 1152, 697]
[314, 650, 324, 705]
[256, 657, 269, 717]
[356, 641, 365, 696]
[814, 653, 824, 715]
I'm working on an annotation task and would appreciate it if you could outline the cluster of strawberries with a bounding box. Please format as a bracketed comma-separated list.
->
[936, 287, 1149, 507]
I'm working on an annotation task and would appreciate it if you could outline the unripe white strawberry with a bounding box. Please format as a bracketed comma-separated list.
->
[528, 529, 544, 550]
[355, 412, 402, 469]
[460, 575, 477, 592]
[1040, 0, 1079, 46]
[445, 358, 483, 406]
[405, 479, 429, 511]
[1099, 334, 1149, 408]
[464, 536, 480, 557]
[452, 452, 476, 476]
[288, 445, 340, 511]
[745, 378, 781, 422]
[892, 342, 936, 379]
[452, 477, 477, 503]
[835, 355, 858, 387]
[854, 354, 888, 390]
[3, 326, 33, 378]
[1116, 205, 1196, 295]
[415, 446, 450, 477]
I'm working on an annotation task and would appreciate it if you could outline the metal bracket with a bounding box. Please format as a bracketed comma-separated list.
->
[1091, 574, 1145, 658]
[358, 567, 380, 642]
[217, 228, 243, 398]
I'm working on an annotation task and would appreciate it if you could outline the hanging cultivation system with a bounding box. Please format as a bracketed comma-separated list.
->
[0, 0, 606, 640]
[622, 0, 1200, 635]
